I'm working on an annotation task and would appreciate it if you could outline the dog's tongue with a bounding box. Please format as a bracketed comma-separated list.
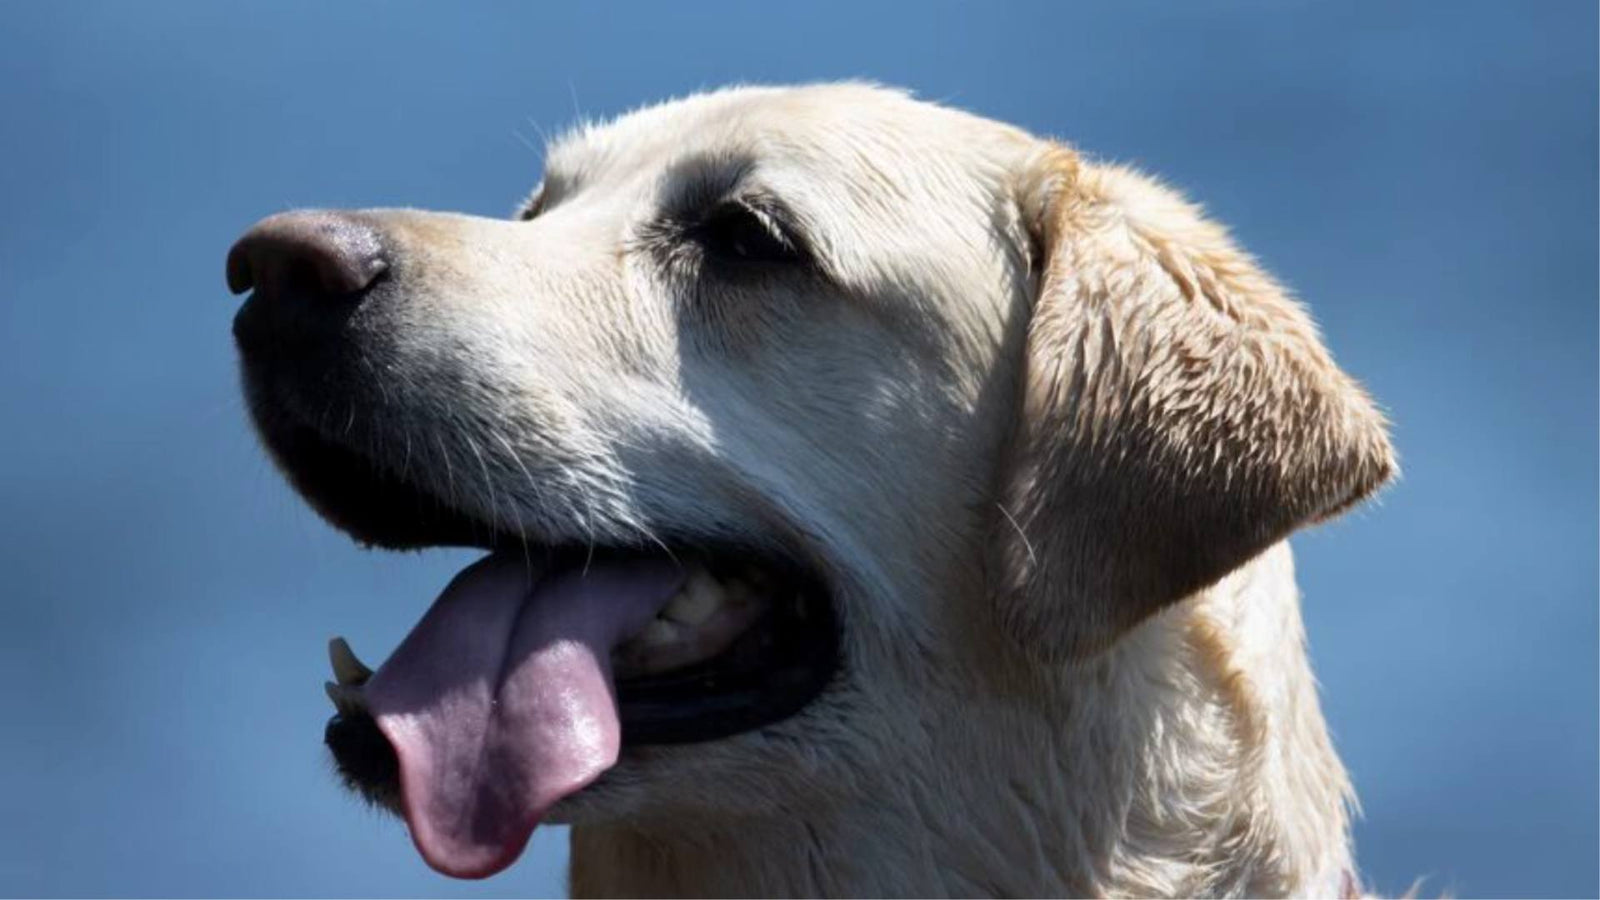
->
[364, 552, 684, 879]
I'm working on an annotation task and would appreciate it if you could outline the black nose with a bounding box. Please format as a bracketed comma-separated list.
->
[226, 211, 387, 299]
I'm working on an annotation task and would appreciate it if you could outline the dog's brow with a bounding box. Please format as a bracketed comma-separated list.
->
[660, 157, 815, 245]
[656, 153, 757, 215]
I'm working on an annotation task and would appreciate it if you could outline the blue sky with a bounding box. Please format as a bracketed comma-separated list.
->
[0, 1, 1594, 896]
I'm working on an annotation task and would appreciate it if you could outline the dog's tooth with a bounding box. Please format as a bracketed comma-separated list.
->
[663, 567, 725, 625]
[328, 636, 373, 686]
[660, 585, 689, 615]
[324, 681, 367, 715]
[635, 618, 681, 647]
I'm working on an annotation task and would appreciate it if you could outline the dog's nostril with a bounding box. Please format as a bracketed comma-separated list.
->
[225, 211, 388, 299]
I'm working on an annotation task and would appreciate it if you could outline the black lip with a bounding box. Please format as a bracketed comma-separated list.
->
[250, 419, 513, 551]
[326, 709, 401, 809]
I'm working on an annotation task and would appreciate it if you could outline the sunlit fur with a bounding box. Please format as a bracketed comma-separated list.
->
[315, 84, 1393, 897]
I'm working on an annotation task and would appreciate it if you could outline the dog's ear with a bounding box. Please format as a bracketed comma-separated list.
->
[990, 145, 1395, 662]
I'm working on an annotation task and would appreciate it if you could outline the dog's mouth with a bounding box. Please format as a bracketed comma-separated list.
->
[257, 419, 839, 879]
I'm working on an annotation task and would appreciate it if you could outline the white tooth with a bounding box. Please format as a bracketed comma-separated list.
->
[636, 618, 681, 647]
[611, 619, 682, 678]
[324, 681, 367, 715]
[328, 637, 373, 686]
[663, 567, 725, 625]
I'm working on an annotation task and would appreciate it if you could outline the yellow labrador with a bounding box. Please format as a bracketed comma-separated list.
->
[226, 83, 1392, 897]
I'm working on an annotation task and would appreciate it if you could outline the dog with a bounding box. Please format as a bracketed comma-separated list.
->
[225, 83, 1393, 897]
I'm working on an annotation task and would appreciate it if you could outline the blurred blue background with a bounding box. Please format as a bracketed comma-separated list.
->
[1, 1, 1594, 896]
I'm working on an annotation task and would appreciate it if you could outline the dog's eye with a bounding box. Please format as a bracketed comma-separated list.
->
[695, 202, 804, 265]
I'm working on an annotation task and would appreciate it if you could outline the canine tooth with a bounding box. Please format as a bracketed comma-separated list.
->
[663, 567, 725, 625]
[324, 681, 367, 715]
[328, 637, 373, 686]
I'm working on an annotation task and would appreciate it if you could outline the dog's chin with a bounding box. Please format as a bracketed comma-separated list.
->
[244, 395, 843, 816]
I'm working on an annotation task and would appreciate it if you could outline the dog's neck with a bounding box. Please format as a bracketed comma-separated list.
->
[568, 543, 1355, 898]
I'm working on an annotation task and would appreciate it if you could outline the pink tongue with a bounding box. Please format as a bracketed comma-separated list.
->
[363, 552, 685, 879]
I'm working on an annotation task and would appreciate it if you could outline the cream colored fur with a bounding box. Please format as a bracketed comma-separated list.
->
[324, 83, 1393, 897]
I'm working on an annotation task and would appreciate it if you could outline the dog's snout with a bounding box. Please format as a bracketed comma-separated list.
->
[226, 211, 388, 300]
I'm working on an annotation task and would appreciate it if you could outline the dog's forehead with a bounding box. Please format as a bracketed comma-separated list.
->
[542, 83, 1030, 206]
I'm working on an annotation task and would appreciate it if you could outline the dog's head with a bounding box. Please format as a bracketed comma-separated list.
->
[226, 84, 1392, 879]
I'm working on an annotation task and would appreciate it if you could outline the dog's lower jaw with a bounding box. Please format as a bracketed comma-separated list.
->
[566, 544, 1356, 899]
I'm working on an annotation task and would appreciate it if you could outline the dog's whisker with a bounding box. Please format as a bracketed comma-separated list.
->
[463, 433, 502, 547]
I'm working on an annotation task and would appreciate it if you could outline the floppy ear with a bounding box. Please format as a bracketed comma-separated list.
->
[990, 145, 1395, 662]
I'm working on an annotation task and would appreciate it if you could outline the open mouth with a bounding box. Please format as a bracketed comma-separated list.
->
[254, 417, 839, 878]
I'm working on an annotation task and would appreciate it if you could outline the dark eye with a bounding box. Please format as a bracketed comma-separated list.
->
[695, 202, 803, 265]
